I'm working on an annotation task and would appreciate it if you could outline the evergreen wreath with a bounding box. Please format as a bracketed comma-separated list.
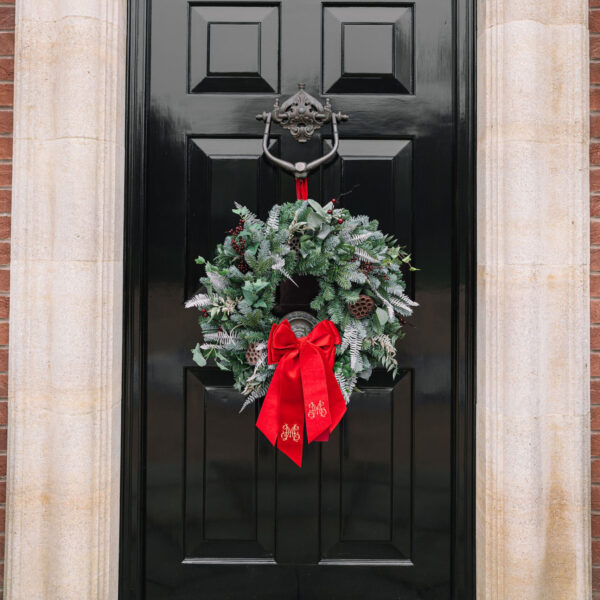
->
[186, 198, 418, 412]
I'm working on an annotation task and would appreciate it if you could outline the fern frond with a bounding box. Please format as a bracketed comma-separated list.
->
[272, 255, 297, 286]
[234, 202, 262, 225]
[207, 270, 228, 292]
[343, 232, 374, 245]
[354, 247, 379, 263]
[239, 383, 269, 413]
[185, 293, 211, 309]
[266, 205, 281, 230]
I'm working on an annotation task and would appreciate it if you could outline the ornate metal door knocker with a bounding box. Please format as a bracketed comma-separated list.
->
[256, 84, 349, 181]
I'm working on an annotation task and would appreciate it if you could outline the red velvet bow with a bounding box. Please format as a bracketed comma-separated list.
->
[256, 319, 347, 467]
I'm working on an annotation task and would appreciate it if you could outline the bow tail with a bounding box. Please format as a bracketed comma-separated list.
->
[256, 355, 305, 467]
[300, 346, 333, 443]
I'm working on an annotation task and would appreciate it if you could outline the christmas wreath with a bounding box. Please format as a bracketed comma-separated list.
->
[186, 198, 418, 414]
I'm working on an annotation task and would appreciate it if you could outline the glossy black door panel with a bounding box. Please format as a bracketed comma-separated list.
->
[323, 6, 414, 94]
[121, 0, 475, 597]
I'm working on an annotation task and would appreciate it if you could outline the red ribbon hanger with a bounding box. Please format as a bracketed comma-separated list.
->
[256, 319, 347, 466]
[295, 178, 308, 200]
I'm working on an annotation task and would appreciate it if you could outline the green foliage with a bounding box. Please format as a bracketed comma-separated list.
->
[187, 199, 417, 406]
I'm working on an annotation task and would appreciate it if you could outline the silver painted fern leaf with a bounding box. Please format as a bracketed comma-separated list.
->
[272, 255, 297, 286]
[207, 271, 228, 292]
[184, 293, 211, 309]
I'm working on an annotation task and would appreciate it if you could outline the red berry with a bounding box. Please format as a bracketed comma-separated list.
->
[327, 210, 332, 214]
[337, 218, 343, 224]
[331, 199, 336, 204]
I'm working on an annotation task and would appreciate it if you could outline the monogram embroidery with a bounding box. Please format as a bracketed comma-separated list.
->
[281, 423, 301, 442]
[308, 400, 327, 419]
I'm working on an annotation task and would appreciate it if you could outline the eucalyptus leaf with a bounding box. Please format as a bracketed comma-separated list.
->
[307, 199, 328, 218]
[317, 224, 332, 240]
[307, 210, 325, 229]
[192, 343, 206, 367]
[376, 307, 389, 326]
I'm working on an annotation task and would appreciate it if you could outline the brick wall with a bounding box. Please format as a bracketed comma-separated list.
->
[0, 1, 13, 596]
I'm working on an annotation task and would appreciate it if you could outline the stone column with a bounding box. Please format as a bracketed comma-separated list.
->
[477, 0, 591, 598]
[5, 0, 126, 598]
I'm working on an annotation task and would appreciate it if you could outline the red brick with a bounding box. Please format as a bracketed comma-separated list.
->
[593, 0, 600, 7]
[0, 138, 12, 161]
[0, 349, 7, 372]
[593, 405, 600, 429]
[593, 250, 600, 272]
[593, 514, 600, 536]
[0, 191, 10, 214]
[592, 10, 600, 33]
[592, 299, 600, 322]
[0, 323, 9, 347]
[0, 456, 7, 479]
[0, 216, 9, 240]
[0, 270, 9, 293]
[0, 242, 10, 266]
[0, 163, 12, 187]
[592, 88, 600, 112]
[0, 83, 13, 108]
[0, 32, 13, 57]
[592, 168, 600, 192]
[593, 485, 600, 511]
[593, 38, 600, 60]
[593, 380, 600, 405]
[593, 221, 600, 245]
[0, 374, 8, 397]
[593, 275, 600, 297]
[594, 566, 600, 590]
[0, 269, 10, 292]
[0, 111, 13, 135]
[0, 507, 7, 534]
[0, 58, 13, 83]
[594, 114, 600, 138]
[593, 328, 600, 350]
[593, 431, 600, 455]
[593, 143, 600, 165]
[594, 64, 600, 87]
[592, 196, 600, 216]
[0, 243, 9, 267]
[0, 6, 14, 30]
[593, 354, 600, 377]
[594, 539, 600, 564]
[0, 297, 10, 320]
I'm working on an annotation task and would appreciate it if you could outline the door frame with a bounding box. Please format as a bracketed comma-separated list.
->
[118, 0, 476, 597]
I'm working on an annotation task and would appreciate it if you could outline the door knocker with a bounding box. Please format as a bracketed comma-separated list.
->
[256, 84, 349, 197]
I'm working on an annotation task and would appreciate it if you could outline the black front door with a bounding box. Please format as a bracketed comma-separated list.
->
[121, 0, 475, 598]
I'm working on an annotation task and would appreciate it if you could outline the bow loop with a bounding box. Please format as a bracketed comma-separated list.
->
[256, 319, 347, 466]
[267, 320, 300, 364]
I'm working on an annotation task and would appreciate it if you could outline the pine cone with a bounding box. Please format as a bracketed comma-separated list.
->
[349, 294, 375, 319]
[245, 342, 262, 365]
[288, 236, 301, 253]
